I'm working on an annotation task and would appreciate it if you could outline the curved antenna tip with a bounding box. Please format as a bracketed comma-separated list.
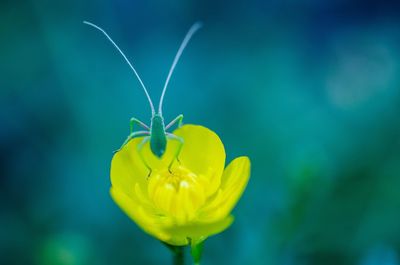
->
[158, 21, 203, 114]
[83, 20, 156, 114]
[193, 21, 203, 29]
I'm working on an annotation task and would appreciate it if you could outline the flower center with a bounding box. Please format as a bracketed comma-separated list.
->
[147, 166, 206, 224]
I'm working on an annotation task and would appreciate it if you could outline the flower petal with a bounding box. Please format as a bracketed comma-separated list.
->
[173, 125, 226, 196]
[162, 215, 234, 246]
[110, 137, 150, 197]
[110, 187, 172, 242]
[199, 156, 251, 222]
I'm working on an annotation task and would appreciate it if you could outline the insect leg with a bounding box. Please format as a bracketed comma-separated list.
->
[115, 130, 150, 153]
[130, 117, 150, 132]
[166, 133, 184, 170]
[137, 136, 152, 178]
[165, 114, 184, 130]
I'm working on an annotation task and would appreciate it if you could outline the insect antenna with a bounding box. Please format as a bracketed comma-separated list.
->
[83, 21, 156, 115]
[158, 22, 203, 115]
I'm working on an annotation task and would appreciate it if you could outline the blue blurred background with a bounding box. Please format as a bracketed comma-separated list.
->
[1, 0, 400, 264]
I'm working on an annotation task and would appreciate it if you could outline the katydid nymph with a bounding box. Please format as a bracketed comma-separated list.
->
[84, 21, 202, 173]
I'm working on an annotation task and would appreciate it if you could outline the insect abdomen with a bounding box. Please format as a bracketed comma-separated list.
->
[150, 114, 167, 158]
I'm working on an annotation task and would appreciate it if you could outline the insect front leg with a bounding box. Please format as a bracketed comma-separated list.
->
[115, 131, 150, 153]
[137, 136, 152, 178]
[114, 117, 150, 152]
[165, 114, 184, 130]
[130, 117, 150, 132]
[166, 133, 184, 170]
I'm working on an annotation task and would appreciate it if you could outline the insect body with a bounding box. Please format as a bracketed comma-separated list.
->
[84, 21, 202, 170]
[150, 114, 167, 157]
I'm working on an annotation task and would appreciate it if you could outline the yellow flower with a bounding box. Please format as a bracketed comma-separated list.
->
[110, 124, 250, 246]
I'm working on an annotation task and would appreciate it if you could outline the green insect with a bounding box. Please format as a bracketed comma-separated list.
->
[84, 21, 202, 170]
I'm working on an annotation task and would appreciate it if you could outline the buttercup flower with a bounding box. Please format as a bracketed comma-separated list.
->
[110, 124, 250, 246]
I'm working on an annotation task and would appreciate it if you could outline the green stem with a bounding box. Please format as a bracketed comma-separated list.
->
[190, 241, 204, 265]
[162, 242, 185, 265]
[173, 246, 184, 265]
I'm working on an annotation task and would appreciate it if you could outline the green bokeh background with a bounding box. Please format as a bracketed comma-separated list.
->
[1, 0, 400, 264]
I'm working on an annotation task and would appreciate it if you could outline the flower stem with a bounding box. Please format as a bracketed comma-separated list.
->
[173, 246, 184, 265]
[162, 242, 185, 265]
